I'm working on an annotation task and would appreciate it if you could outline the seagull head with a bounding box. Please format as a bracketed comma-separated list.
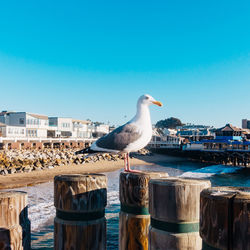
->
[138, 94, 163, 107]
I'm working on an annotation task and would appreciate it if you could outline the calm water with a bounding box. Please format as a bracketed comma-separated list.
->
[8, 156, 250, 250]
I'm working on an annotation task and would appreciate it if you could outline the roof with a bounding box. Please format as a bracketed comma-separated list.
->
[28, 113, 48, 120]
[216, 124, 242, 132]
[72, 119, 91, 124]
[0, 111, 15, 116]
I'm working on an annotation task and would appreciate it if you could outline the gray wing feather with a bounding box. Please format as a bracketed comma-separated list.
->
[96, 123, 141, 151]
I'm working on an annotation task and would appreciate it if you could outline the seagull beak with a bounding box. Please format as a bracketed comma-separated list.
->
[152, 101, 163, 107]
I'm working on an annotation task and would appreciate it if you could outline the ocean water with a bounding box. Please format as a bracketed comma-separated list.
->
[7, 157, 250, 250]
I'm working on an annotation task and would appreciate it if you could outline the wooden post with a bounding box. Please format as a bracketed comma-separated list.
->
[200, 186, 250, 250]
[119, 171, 169, 250]
[0, 191, 31, 250]
[149, 178, 211, 250]
[54, 174, 107, 250]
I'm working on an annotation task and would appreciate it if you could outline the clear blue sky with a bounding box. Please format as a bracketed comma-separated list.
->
[0, 0, 249, 127]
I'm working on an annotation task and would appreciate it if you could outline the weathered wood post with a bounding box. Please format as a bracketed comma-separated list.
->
[0, 191, 31, 250]
[149, 178, 211, 250]
[200, 186, 250, 250]
[54, 174, 107, 250]
[119, 171, 169, 250]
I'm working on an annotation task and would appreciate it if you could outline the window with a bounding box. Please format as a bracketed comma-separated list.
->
[19, 118, 24, 124]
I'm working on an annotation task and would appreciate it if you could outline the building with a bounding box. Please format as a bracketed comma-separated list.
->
[242, 119, 250, 129]
[163, 128, 177, 136]
[48, 117, 73, 137]
[197, 124, 249, 151]
[148, 129, 184, 149]
[176, 124, 215, 141]
[93, 124, 110, 138]
[0, 110, 111, 140]
[215, 123, 243, 140]
[72, 119, 92, 138]
[0, 111, 48, 138]
[0, 122, 26, 138]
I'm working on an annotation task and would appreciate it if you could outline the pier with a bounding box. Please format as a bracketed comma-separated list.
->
[1, 171, 249, 249]
[151, 148, 250, 167]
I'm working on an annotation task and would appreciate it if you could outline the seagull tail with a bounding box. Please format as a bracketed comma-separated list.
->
[75, 147, 96, 155]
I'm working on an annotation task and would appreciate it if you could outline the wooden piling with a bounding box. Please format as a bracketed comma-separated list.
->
[119, 171, 169, 250]
[200, 186, 250, 250]
[54, 174, 107, 250]
[0, 191, 31, 250]
[149, 178, 211, 250]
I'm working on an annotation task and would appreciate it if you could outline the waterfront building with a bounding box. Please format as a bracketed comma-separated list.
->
[0, 122, 26, 138]
[242, 119, 250, 129]
[72, 119, 92, 138]
[195, 124, 250, 151]
[48, 117, 73, 137]
[163, 128, 177, 136]
[148, 129, 184, 149]
[93, 124, 110, 138]
[176, 124, 215, 141]
[0, 111, 48, 138]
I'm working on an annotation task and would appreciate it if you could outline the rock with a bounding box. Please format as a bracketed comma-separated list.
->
[23, 166, 32, 173]
[0, 169, 8, 175]
[8, 168, 16, 174]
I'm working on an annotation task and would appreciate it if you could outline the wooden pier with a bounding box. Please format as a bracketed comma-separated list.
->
[151, 148, 250, 167]
[0, 172, 249, 250]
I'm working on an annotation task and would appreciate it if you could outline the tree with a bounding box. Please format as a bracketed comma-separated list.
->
[155, 117, 183, 129]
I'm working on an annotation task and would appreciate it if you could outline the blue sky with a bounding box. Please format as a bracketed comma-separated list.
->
[0, 0, 249, 127]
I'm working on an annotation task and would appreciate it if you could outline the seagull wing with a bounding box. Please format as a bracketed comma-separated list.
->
[95, 122, 142, 151]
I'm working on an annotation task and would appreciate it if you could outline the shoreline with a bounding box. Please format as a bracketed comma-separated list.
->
[0, 154, 182, 189]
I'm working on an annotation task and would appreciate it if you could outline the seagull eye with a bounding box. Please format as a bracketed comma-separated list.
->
[145, 96, 149, 100]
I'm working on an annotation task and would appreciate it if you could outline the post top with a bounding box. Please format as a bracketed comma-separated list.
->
[149, 177, 211, 186]
[201, 186, 250, 199]
[54, 173, 107, 182]
[0, 191, 27, 198]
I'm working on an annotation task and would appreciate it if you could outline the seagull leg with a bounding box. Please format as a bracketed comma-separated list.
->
[124, 153, 128, 171]
[125, 153, 141, 173]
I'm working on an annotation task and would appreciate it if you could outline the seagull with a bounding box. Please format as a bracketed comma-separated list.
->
[76, 94, 162, 172]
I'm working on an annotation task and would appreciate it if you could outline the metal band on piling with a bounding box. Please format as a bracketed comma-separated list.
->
[56, 209, 105, 221]
[150, 218, 199, 234]
[120, 204, 149, 215]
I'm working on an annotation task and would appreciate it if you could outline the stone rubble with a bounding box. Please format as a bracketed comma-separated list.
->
[0, 148, 151, 175]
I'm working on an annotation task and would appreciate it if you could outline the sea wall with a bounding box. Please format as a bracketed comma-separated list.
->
[0, 148, 150, 175]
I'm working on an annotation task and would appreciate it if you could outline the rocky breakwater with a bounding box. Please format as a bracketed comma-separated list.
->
[0, 148, 151, 175]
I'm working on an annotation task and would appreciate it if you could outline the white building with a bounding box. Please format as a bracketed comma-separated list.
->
[48, 117, 73, 137]
[0, 111, 111, 140]
[0, 122, 26, 137]
[72, 119, 92, 138]
[148, 129, 184, 149]
[163, 128, 177, 136]
[94, 124, 109, 137]
[0, 111, 48, 138]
